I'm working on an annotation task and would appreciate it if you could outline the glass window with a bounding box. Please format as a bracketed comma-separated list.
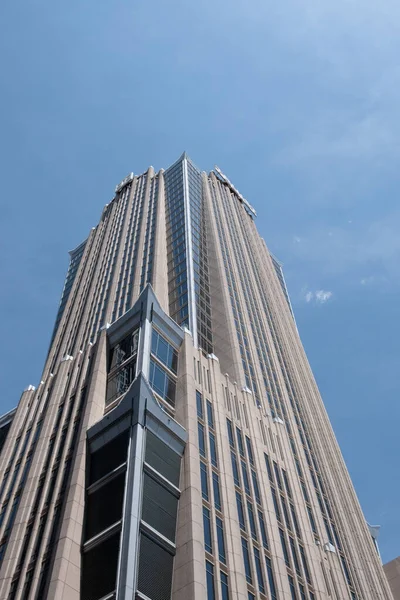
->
[271, 488, 281, 522]
[254, 546, 265, 593]
[203, 507, 212, 553]
[109, 329, 139, 371]
[273, 462, 283, 490]
[198, 423, 206, 457]
[264, 454, 274, 482]
[236, 428, 245, 456]
[200, 462, 209, 501]
[299, 545, 311, 584]
[149, 360, 176, 407]
[151, 329, 178, 373]
[241, 538, 252, 584]
[246, 436, 254, 464]
[289, 536, 301, 575]
[216, 517, 226, 563]
[206, 561, 215, 600]
[281, 495, 292, 530]
[247, 501, 257, 540]
[258, 511, 269, 549]
[299, 583, 307, 600]
[106, 357, 137, 405]
[236, 492, 246, 530]
[241, 461, 251, 495]
[220, 572, 229, 600]
[251, 470, 261, 505]
[266, 557, 278, 600]
[279, 528, 290, 567]
[307, 506, 317, 534]
[207, 401, 214, 429]
[231, 452, 240, 486]
[290, 503, 301, 538]
[212, 472, 222, 511]
[227, 419, 235, 447]
[209, 433, 218, 467]
[197, 390, 203, 418]
[288, 575, 298, 600]
[248, 594, 255, 600]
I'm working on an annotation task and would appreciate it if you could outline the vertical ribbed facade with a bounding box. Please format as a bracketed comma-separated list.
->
[0, 153, 393, 600]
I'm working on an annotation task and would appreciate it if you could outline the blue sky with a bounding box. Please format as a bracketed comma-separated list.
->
[0, 0, 399, 563]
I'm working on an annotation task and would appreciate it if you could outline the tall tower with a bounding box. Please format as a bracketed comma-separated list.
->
[0, 154, 392, 600]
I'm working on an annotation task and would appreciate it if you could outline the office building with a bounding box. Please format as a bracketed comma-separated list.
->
[0, 153, 393, 599]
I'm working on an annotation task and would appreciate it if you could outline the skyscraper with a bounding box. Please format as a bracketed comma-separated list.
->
[0, 153, 392, 600]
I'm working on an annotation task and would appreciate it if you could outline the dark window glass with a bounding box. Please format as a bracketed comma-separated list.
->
[212, 472, 222, 511]
[227, 419, 235, 448]
[197, 391, 203, 419]
[142, 473, 179, 542]
[279, 528, 290, 567]
[198, 423, 206, 457]
[290, 503, 301, 538]
[273, 462, 283, 490]
[241, 538, 252, 584]
[341, 557, 352, 586]
[236, 492, 246, 530]
[203, 507, 213, 553]
[251, 470, 261, 505]
[81, 532, 120, 600]
[216, 517, 226, 563]
[207, 401, 214, 429]
[299, 583, 307, 600]
[301, 481, 310, 502]
[307, 506, 317, 534]
[248, 594, 255, 600]
[246, 436, 254, 464]
[281, 495, 292, 530]
[201, 462, 209, 501]
[236, 428, 245, 456]
[282, 469, 292, 498]
[145, 431, 181, 487]
[266, 557, 278, 600]
[137, 534, 174, 600]
[271, 488, 281, 522]
[289, 536, 301, 575]
[247, 501, 257, 540]
[265, 454, 274, 482]
[109, 329, 139, 371]
[299, 545, 311, 584]
[149, 359, 176, 407]
[241, 461, 251, 495]
[288, 575, 298, 600]
[151, 329, 178, 373]
[332, 522, 342, 550]
[231, 452, 240, 486]
[106, 357, 137, 405]
[206, 561, 215, 600]
[310, 593, 316, 600]
[85, 473, 125, 541]
[209, 433, 217, 467]
[220, 572, 229, 600]
[323, 517, 334, 545]
[254, 546, 265, 593]
[258, 510, 269, 549]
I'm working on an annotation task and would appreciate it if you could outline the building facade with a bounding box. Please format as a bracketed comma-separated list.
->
[0, 153, 393, 600]
[384, 557, 400, 600]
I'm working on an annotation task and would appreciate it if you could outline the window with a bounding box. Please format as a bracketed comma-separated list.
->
[227, 419, 235, 447]
[142, 473, 179, 542]
[323, 517, 334, 545]
[247, 502, 257, 540]
[197, 391, 203, 418]
[282, 469, 292, 498]
[106, 357, 137, 405]
[299, 583, 307, 600]
[212, 472, 222, 511]
[151, 329, 178, 373]
[220, 572, 229, 600]
[198, 423, 206, 457]
[207, 401, 214, 429]
[266, 557, 278, 600]
[203, 507, 212, 553]
[289, 537, 301, 576]
[209, 433, 218, 467]
[307, 507, 317, 534]
[279, 529, 290, 567]
[290, 503, 301, 538]
[271, 488, 281, 522]
[109, 329, 138, 370]
[201, 462, 209, 501]
[288, 575, 298, 600]
[231, 452, 240, 486]
[254, 546, 265, 593]
[236, 492, 246, 530]
[299, 545, 311, 584]
[246, 437, 254, 464]
[273, 462, 283, 490]
[264, 454, 274, 482]
[241, 538, 252, 584]
[149, 360, 176, 406]
[216, 517, 226, 563]
[258, 511, 269, 549]
[341, 557, 352, 586]
[236, 428, 245, 456]
[241, 461, 251, 496]
[206, 561, 215, 600]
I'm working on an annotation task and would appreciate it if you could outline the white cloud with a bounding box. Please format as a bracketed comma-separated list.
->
[315, 290, 333, 303]
[303, 288, 333, 304]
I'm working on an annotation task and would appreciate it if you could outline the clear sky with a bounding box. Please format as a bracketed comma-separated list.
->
[0, 0, 399, 563]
